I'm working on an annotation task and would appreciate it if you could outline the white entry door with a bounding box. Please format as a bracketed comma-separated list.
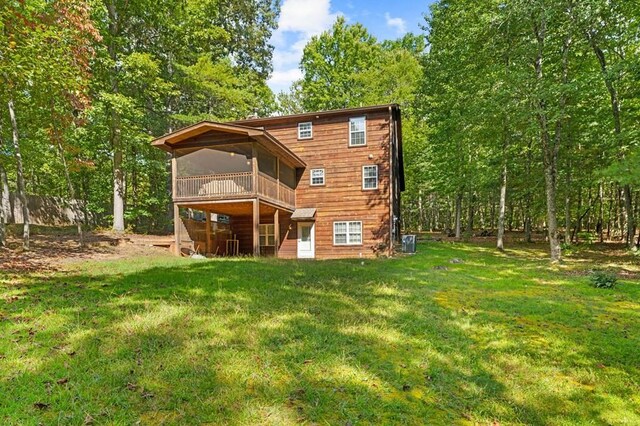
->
[297, 222, 315, 259]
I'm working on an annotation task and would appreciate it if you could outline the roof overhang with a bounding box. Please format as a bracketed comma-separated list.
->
[291, 208, 317, 221]
[151, 121, 306, 168]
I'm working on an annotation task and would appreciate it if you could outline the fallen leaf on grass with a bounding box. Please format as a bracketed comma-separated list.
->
[57, 377, 69, 385]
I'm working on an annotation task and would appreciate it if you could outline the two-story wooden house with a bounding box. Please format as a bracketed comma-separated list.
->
[151, 104, 404, 259]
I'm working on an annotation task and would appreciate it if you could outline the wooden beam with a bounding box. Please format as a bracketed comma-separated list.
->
[252, 143, 258, 193]
[274, 209, 280, 258]
[276, 157, 280, 201]
[205, 210, 211, 254]
[173, 204, 181, 256]
[253, 199, 260, 256]
[171, 153, 177, 202]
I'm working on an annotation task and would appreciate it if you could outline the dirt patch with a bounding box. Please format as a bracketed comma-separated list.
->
[0, 229, 171, 274]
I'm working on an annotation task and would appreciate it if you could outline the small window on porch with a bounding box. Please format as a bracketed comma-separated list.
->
[259, 224, 275, 246]
[298, 122, 312, 139]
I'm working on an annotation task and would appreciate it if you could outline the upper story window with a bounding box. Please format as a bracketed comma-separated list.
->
[298, 122, 313, 140]
[310, 168, 325, 186]
[349, 117, 366, 146]
[362, 165, 378, 190]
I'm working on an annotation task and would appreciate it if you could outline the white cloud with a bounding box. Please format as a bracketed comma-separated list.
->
[269, 68, 303, 86]
[278, 0, 338, 35]
[384, 13, 407, 35]
[268, 0, 342, 94]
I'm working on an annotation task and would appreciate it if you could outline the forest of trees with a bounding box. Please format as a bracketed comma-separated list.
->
[1, 0, 638, 262]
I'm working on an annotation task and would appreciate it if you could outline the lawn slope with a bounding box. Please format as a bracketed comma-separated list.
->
[1, 243, 639, 425]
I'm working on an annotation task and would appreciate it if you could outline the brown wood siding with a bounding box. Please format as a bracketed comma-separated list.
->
[262, 111, 392, 259]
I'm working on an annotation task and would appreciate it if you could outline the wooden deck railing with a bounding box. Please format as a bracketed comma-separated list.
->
[257, 172, 278, 200]
[175, 171, 295, 208]
[278, 181, 295, 206]
[176, 172, 253, 199]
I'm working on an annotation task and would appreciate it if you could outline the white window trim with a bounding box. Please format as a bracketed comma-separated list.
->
[362, 165, 379, 190]
[310, 168, 325, 186]
[298, 122, 313, 140]
[333, 221, 363, 246]
[349, 116, 367, 147]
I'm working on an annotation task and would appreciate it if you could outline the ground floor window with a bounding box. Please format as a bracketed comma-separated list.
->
[333, 221, 362, 245]
[259, 224, 275, 246]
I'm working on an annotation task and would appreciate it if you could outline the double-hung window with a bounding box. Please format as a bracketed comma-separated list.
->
[362, 165, 378, 190]
[333, 221, 363, 245]
[349, 117, 366, 146]
[310, 168, 325, 186]
[298, 122, 313, 139]
[259, 224, 275, 246]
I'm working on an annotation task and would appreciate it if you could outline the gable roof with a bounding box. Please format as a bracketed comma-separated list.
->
[151, 121, 306, 168]
[231, 104, 399, 126]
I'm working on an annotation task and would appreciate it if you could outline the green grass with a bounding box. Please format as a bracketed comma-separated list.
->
[1, 243, 639, 425]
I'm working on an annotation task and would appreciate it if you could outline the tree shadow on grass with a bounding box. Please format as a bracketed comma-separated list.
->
[1, 249, 639, 424]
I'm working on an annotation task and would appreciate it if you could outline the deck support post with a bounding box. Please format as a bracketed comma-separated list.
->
[253, 199, 260, 256]
[205, 210, 211, 255]
[173, 204, 181, 255]
[274, 209, 280, 257]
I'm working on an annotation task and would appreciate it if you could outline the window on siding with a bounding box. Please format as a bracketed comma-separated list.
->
[349, 117, 366, 146]
[362, 165, 378, 190]
[298, 122, 312, 139]
[310, 168, 325, 186]
[259, 224, 275, 246]
[333, 221, 363, 245]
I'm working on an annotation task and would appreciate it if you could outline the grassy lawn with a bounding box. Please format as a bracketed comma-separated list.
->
[1, 242, 639, 425]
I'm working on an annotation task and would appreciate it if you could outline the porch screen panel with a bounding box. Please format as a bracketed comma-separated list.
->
[257, 147, 277, 179]
[175, 144, 252, 177]
[279, 163, 296, 189]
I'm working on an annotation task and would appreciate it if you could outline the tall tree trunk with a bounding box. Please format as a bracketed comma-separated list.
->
[497, 162, 507, 250]
[466, 192, 475, 239]
[455, 192, 462, 239]
[534, 20, 566, 262]
[107, 2, 125, 234]
[564, 160, 572, 243]
[56, 141, 84, 246]
[8, 98, 29, 250]
[587, 31, 634, 247]
[0, 129, 9, 247]
[0, 163, 6, 247]
[417, 190, 424, 232]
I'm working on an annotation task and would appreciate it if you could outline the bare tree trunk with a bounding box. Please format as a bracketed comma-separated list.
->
[56, 141, 84, 246]
[107, 2, 125, 234]
[454, 192, 462, 239]
[466, 192, 475, 238]
[497, 162, 507, 250]
[564, 159, 572, 243]
[8, 98, 29, 250]
[534, 20, 566, 262]
[0, 163, 6, 247]
[417, 190, 424, 233]
[0, 129, 9, 247]
[587, 30, 634, 247]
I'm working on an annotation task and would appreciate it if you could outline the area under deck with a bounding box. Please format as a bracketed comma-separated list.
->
[174, 198, 293, 257]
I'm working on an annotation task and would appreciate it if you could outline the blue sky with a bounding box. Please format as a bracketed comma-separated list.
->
[268, 0, 436, 94]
